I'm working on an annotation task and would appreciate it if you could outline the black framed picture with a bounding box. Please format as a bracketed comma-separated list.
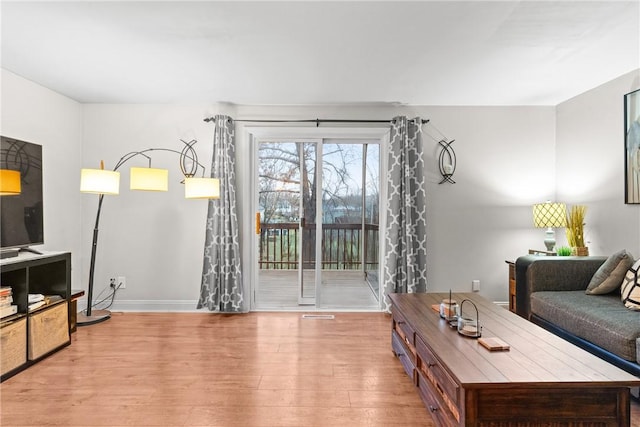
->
[625, 88, 640, 204]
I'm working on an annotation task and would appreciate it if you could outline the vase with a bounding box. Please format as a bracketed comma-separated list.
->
[572, 246, 589, 256]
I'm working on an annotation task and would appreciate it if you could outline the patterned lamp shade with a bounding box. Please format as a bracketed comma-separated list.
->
[532, 202, 567, 228]
[0, 169, 21, 195]
[130, 167, 169, 191]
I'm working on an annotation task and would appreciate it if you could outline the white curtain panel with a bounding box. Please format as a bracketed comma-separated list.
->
[382, 116, 427, 312]
[197, 115, 244, 312]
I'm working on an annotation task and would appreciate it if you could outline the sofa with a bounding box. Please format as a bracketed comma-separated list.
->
[515, 254, 640, 378]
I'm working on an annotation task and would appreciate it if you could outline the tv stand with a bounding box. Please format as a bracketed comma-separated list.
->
[1, 252, 72, 382]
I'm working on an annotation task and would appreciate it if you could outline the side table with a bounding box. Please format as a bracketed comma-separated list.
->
[505, 260, 516, 313]
[70, 289, 85, 333]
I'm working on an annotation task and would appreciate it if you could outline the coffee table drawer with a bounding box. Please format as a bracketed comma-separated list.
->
[416, 335, 459, 406]
[392, 309, 415, 347]
[392, 330, 416, 383]
[417, 370, 458, 427]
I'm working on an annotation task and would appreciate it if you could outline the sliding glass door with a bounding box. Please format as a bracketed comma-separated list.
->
[254, 137, 379, 310]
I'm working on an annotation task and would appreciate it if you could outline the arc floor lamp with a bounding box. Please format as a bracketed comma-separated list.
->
[77, 140, 219, 326]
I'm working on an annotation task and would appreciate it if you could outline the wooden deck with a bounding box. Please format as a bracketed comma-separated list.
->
[255, 270, 379, 310]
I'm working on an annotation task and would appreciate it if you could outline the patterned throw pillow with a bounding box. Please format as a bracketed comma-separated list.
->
[621, 259, 640, 310]
[586, 249, 634, 295]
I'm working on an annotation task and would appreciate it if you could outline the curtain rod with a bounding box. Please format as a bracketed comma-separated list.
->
[203, 117, 429, 126]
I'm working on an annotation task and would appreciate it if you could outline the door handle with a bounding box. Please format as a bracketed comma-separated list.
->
[301, 217, 305, 228]
[255, 212, 261, 235]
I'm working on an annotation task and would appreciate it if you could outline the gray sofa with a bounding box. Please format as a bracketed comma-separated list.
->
[515, 255, 640, 377]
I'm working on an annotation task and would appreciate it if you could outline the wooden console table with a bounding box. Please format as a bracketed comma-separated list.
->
[389, 292, 640, 427]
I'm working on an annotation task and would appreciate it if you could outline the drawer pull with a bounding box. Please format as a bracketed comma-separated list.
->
[397, 321, 406, 325]
[429, 405, 439, 413]
[427, 362, 436, 368]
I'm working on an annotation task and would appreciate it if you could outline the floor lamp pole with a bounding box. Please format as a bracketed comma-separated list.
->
[77, 194, 111, 326]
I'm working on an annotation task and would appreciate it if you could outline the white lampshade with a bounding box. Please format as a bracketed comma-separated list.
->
[80, 168, 120, 195]
[184, 177, 220, 199]
[130, 167, 169, 191]
[0, 169, 21, 196]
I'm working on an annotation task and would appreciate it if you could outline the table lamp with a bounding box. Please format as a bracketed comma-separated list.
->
[532, 202, 567, 252]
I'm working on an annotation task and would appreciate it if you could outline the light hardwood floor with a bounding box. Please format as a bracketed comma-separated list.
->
[1, 312, 638, 427]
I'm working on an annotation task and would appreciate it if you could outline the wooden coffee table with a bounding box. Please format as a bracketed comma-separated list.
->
[389, 292, 640, 427]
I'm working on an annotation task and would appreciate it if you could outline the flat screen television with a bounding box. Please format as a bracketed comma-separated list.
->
[1, 136, 44, 255]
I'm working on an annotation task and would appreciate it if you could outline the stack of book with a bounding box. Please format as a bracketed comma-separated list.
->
[1, 286, 18, 319]
[28, 293, 46, 311]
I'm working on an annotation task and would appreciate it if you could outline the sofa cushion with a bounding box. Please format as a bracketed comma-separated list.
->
[586, 249, 634, 295]
[621, 259, 640, 310]
[531, 291, 640, 362]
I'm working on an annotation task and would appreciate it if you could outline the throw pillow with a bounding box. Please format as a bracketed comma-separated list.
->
[585, 249, 634, 295]
[621, 258, 640, 310]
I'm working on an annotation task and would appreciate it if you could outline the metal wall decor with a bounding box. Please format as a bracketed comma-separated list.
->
[437, 138, 456, 184]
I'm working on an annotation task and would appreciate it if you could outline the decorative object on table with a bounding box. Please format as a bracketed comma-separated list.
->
[79, 140, 220, 326]
[565, 204, 588, 256]
[624, 88, 640, 204]
[532, 201, 567, 252]
[478, 337, 510, 351]
[556, 246, 573, 256]
[457, 299, 482, 338]
[439, 290, 458, 321]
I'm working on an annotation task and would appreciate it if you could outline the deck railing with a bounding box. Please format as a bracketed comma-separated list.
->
[259, 223, 379, 270]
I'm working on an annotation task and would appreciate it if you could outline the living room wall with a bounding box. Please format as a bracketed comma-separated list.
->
[556, 69, 640, 257]
[77, 102, 555, 310]
[0, 69, 84, 291]
[2, 68, 584, 310]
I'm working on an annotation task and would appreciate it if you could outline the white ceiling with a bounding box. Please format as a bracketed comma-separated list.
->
[1, 1, 639, 106]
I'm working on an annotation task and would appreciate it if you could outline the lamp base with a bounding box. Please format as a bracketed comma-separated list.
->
[76, 309, 111, 326]
[543, 227, 556, 252]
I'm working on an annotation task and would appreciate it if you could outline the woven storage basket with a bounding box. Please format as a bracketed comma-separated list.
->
[28, 302, 69, 360]
[573, 246, 589, 256]
[1, 317, 27, 376]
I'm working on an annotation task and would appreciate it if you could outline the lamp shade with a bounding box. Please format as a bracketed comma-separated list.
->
[130, 167, 169, 191]
[533, 202, 567, 228]
[0, 169, 21, 195]
[80, 168, 120, 195]
[184, 177, 220, 199]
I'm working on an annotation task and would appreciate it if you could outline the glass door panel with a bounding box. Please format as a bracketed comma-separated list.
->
[256, 142, 302, 308]
[255, 141, 318, 307]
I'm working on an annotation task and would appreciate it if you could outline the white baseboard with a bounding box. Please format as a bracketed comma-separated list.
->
[75, 298, 511, 313]
[76, 298, 201, 312]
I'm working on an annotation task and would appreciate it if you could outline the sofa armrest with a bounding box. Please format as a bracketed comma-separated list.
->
[514, 255, 607, 319]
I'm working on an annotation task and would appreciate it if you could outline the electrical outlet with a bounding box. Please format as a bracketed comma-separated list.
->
[472, 279, 480, 292]
[117, 276, 126, 289]
[109, 278, 116, 289]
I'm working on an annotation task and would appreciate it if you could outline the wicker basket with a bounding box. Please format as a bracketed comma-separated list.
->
[28, 302, 69, 360]
[573, 246, 589, 256]
[1, 317, 27, 376]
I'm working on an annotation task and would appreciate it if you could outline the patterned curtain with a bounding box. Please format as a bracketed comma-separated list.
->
[197, 115, 244, 312]
[382, 116, 427, 312]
